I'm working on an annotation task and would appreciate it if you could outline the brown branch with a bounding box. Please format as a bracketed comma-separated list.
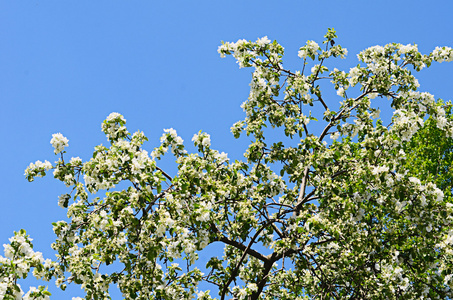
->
[142, 185, 174, 216]
[220, 222, 273, 300]
[155, 166, 173, 182]
[250, 253, 278, 300]
[210, 223, 270, 263]
[318, 92, 367, 142]
[251, 203, 284, 239]
[296, 167, 310, 205]
[317, 94, 329, 111]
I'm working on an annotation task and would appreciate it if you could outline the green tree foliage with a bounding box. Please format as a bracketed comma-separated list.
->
[405, 104, 453, 199]
[2, 29, 453, 299]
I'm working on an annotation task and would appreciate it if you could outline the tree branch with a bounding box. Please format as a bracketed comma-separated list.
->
[296, 167, 310, 206]
[220, 222, 273, 300]
[210, 223, 270, 263]
[155, 166, 173, 182]
[250, 253, 278, 300]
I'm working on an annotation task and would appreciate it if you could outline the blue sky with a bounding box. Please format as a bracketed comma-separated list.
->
[1, 0, 453, 298]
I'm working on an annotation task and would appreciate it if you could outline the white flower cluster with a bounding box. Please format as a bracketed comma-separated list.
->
[324, 45, 348, 59]
[217, 39, 252, 68]
[192, 132, 211, 148]
[58, 194, 71, 208]
[0, 231, 54, 299]
[152, 128, 186, 159]
[0, 281, 22, 300]
[50, 133, 69, 155]
[432, 46, 453, 63]
[24, 160, 52, 182]
[218, 36, 280, 70]
[69, 156, 82, 166]
[371, 165, 389, 175]
[336, 86, 345, 97]
[399, 43, 418, 54]
[347, 66, 362, 87]
[101, 112, 128, 141]
[391, 109, 424, 142]
[298, 40, 319, 59]
[256, 36, 271, 47]
[284, 72, 312, 108]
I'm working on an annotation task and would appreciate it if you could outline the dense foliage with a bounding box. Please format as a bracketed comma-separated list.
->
[2, 29, 453, 299]
[404, 104, 453, 197]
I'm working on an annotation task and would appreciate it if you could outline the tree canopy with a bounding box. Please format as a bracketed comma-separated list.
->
[2, 29, 453, 299]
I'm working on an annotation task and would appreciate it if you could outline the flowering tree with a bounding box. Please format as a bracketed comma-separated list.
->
[2, 29, 453, 299]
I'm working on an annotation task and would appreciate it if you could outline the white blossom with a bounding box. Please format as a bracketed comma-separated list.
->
[50, 133, 69, 154]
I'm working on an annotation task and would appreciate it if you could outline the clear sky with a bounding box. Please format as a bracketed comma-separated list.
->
[1, 0, 453, 298]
